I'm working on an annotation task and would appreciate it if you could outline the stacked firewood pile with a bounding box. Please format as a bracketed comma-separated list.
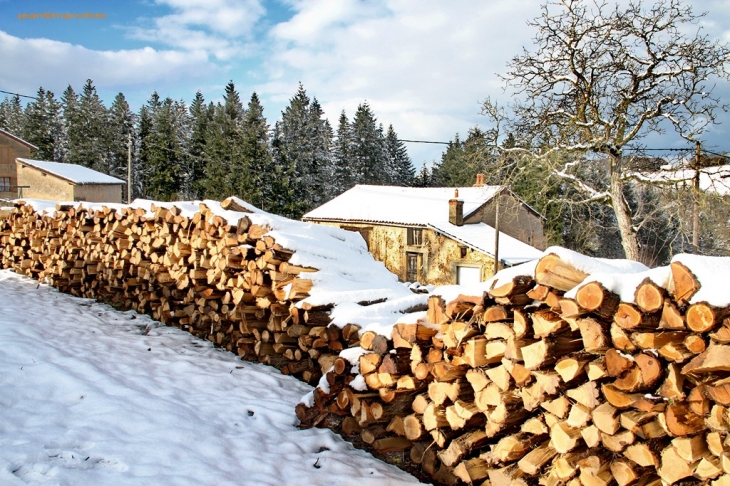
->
[298, 252, 730, 485]
[0, 198, 373, 384]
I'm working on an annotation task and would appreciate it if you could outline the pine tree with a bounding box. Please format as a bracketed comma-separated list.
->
[60, 86, 79, 162]
[304, 97, 334, 205]
[66, 79, 109, 171]
[241, 92, 273, 209]
[186, 91, 212, 199]
[275, 84, 333, 217]
[136, 105, 153, 200]
[384, 124, 414, 186]
[22, 88, 55, 160]
[202, 81, 246, 200]
[0, 95, 26, 136]
[270, 123, 298, 216]
[332, 110, 354, 194]
[431, 128, 496, 186]
[107, 93, 134, 197]
[350, 102, 387, 185]
[140, 96, 185, 201]
[413, 163, 432, 187]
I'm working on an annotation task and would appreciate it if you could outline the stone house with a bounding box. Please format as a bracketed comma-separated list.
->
[302, 176, 545, 286]
[16, 158, 124, 203]
[0, 128, 37, 199]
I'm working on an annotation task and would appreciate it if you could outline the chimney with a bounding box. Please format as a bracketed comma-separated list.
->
[474, 173, 485, 187]
[449, 188, 463, 226]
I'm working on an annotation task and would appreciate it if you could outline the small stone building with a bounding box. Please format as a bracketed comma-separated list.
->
[303, 177, 545, 286]
[16, 158, 124, 203]
[0, 128, 37, 199]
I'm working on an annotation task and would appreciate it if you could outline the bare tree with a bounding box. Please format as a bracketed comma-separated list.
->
[487, 0, 730, 261]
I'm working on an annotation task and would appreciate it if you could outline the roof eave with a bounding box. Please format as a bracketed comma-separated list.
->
[16, 158, 124, 185]
[303, 216, 427, 228]
[0, 128, 38, 151]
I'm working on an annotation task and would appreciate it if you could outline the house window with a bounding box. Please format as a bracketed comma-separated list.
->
[0, 177, 10, 192]
[406, 252, 420, 283]
[456, 265, 481, 285]
[407, 228, 423, 246]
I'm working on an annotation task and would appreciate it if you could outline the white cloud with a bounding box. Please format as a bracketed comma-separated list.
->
[259, 0, 536, 163]
[259, 0, 730, 165]
[130, 0, 266, 60]
[0, 31, 216, 97]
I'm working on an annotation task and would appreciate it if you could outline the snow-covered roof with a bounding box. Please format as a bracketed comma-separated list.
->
[429, 221, 543, 265]
[303, 184, 505, 226]
[16, 159, 124, 185]
[628, 164, 730, 196]
[0, 128, 38, 150]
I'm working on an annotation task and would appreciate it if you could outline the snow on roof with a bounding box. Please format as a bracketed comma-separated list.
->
[0, 127, 38, 150]
[17, 158, 124, 185]
[302, 184, 504, 226]
[628, 164, 730, 196]
[23, 195, 424, 333]
[428, 221, 543, 265]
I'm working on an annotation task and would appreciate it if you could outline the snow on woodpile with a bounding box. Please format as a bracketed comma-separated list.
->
[24, 196, 420, 319]
[564, 266, 671, 303]
[671, 253, 730, 307]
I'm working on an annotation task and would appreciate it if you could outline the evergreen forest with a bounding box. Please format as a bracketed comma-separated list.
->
[0, 80, 415, 220]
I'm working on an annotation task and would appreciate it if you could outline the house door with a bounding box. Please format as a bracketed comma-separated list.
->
[406, 252, 420, 283]
[456, 266, 481, 285]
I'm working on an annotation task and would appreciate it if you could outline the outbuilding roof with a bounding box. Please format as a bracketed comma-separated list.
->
[16, 159, 124, 185]
[0, 128, 38, 150]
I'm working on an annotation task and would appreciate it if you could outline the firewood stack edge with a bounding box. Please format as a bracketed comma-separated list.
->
[297, 252, 730, 485]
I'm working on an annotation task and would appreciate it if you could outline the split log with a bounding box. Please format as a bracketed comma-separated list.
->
[522, 336, 584, 370]
[670, 260, 701, 304]
[489, 275, 531, 297]
[682, 343, 730, 375]
[665, 401, 707, 437]
[634, 278, 667, 313]
[534, 253, 589, 292]
[687, 302, 730, 333]
[575, 281, 620, 319]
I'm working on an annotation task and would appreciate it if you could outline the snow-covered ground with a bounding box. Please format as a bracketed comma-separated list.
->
[0, 269, 423, 486]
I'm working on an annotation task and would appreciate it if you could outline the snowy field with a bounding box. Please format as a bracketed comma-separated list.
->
[0, 269, 423, 485]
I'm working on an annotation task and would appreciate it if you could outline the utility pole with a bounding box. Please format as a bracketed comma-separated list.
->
[127, 132, 132, 204]
[494, 187, 501, 275]
[692, 141, 701, 253]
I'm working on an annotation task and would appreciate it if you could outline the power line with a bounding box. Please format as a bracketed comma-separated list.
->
[702, 149, 730, 160]
[398, 139, 450, 145]
[0, 89, 37, 100]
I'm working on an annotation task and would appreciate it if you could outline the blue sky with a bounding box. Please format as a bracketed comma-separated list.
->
[1, 0, 730, 167]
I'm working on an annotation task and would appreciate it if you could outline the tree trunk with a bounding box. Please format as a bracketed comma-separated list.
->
[610, 156, 641, 261]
